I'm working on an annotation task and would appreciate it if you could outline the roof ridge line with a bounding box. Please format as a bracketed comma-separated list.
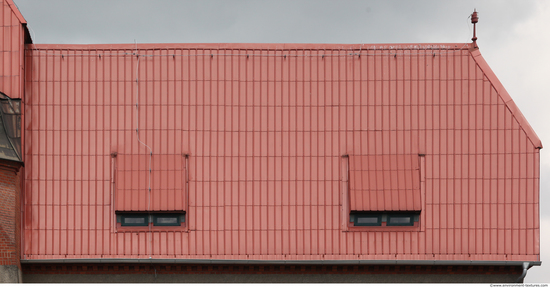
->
[27, 43, 472, 50]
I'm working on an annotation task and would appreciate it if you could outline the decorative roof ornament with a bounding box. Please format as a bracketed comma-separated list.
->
[471, 9, 479, 48]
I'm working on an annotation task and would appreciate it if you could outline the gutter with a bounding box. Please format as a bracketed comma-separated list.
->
[20, 259, 541, 267]
[517, 262, 534, 283]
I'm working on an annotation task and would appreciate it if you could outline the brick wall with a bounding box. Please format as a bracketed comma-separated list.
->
[0, 161, 21, 268]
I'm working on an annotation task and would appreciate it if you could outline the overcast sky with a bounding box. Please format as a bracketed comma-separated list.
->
[12, 0, 550, 283]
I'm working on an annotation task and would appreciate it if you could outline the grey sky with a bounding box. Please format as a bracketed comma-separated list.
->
[14, 0, 535, 44]
[12, 0, 550, 283]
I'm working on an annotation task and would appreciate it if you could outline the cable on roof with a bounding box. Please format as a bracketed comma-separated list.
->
[133, 40, 154, 259]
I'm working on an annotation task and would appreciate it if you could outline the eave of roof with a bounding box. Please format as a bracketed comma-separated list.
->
[20, 258, 541, 267]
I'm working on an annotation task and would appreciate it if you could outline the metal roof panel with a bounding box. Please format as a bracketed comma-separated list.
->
[22, 43, 541, 262]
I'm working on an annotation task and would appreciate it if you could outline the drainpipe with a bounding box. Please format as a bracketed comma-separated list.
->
[516, 262, 531, 283]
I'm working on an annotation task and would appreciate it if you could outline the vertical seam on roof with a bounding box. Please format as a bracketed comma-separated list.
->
[469, 49, 542, 149]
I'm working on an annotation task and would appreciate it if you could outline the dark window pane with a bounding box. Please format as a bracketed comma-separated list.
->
[153, 214, 182, 226]
[156, 217, 178, 224]
[118, 213, 185, 227]
[387, 215, 414, 226]
[0, 92, 21, 162]
[357, 217, 379, 224]
[121, 215, 148, 226]
[124, 218, 145, 224]
[353, 214, 381, 226]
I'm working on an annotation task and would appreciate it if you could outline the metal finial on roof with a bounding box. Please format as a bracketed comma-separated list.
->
[471, 9, 479, 47]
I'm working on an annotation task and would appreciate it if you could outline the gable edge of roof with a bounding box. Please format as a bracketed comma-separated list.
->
[470, 48, 542, 149]
[5, 0, 26, 24]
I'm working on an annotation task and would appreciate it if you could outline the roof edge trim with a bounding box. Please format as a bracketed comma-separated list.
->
[20, 259, 541, 267]
[5, 0, 27, 24]
[5, 0, 32, 43]
[470, 49, 543, 149]
[28, 42, 471, 51]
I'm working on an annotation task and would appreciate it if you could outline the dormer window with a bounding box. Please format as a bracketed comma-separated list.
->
[350, 212, 419, 227]
[117, 212, 185, 227]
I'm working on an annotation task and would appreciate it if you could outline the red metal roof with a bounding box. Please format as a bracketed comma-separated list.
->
[470, 49, 542, 149]
[349, 154, 421, 211]
[4, 0, 26, 24]
[0, 0, 26, 99]
[21, 42, 541, 262]
[116, 154, 186, 211]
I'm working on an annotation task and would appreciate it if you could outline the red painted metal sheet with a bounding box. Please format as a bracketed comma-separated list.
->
[115, 154, 186, 211]
[0, 0, 25, 99]
[349, 154, 421, 211]
[21, 42, 541, 262]
[4, 0, 26, 24]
